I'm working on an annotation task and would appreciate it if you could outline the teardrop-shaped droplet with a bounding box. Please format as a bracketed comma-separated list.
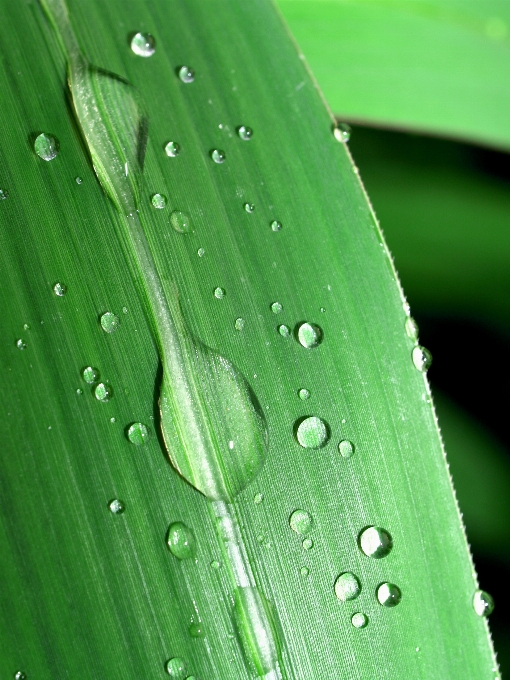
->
[82, 366, 99, 384]
[127, 422, 149, 445]
[412, 345, 432, 372]
[211, 149, 226, 164]
[165, 656, 186, 677]
[178, 66, 195, 83]
[53, 282, 67, 296]
[338, 440, 355, 458]
[334, 572, 361, 601]
[377, 582, 402, 607]
[130, 32, 156, 57]
[359, 526, 393, 558]
[473, 589, 494, 617]
[351, 612, 368, 629]
[170, 210, 192, 234]
[297, 322, 323, 349]
[165, 141, 180, 157]
[333, 122, 351, 143]
[151, 193, 167, 209]
[237, 125, 253, 141]
[405, 316, 419, 340]
[289, 509, 313, 535]
[94, 382, 113, 402]
[295, 416, 329, 449]
[100, 312, 120, 333]
[34, 133, 59, 161]
[167, 521, 196, 560]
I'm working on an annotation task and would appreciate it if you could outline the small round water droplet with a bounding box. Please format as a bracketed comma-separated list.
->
[214, 287, 225, 299]
[377, 582, 402, 607]
[334, 572, 361, 601]
[257, 533, 266, 544]
[166, 657, 186, 677]
[130, 32, 156, 57]
[110, 417, 116, 423]
[338, 440, 355, 458]
[0, 188, 8, 199]
[405, 316, 419, 340]
[109, 499, 125, 514]
[82, 366, 99, 384]
[300, 567, 310, 577]
[351, 612, 368, 629]
[333, 122, 351, 143]
[244, 202, 255, 213]
[253, 492, 264, 504]
[297, 322, 323, 349]
[122, 307, 128, 314]
[412, 345, 432, 372]
[237, 125, 253, 140]
[270, 220, 282, 232]
[23, 323, 30, 331]
[473, 589, 494, 617]
[127, 422, 149, 445]
[211, 149, 226, 164]
[197, 247, 205, 257]
[178, 66, 195, 83]
[170, 210, 191, 234]
[359, 526, 393, 558]
[232, 318, 245, 332]
[289, 509, 313, 535]
[14, 672, 26, 680]
[151, 193, 167, 209]
[16, 338, 27, 350]
[34, 133, 59, 161]
[188, 622, 205, 638]
[298, 388, 310, 400]
[76, 388, 83, 395]
[320, 307, 326, 313]
[210, 560, 220, 569]
[302, 537, 313, 550]
[94, 382, 113, 402]
[278, 324, 290, 337]
[100, 312, 120, 333]
[165, 141, 180, 157]
[295, 416, 329, 449]
[75, 176, 82, 184]
[167, 522, 196, 560]
[53, 282, 67, 297]
[270, 301, 283, 314]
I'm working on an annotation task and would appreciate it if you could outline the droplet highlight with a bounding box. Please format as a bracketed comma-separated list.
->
[297, 322, 323, 349]
[94, 382, 113, 402]
[289, 509, 313, 535]
[16, 339, 27, 350]
[295, 416, 329, 449]
[412, 345, 432, 372]
[334, 572, 361, 601]
[75, 176, 82, 184]
[34, 133, 59, 161]
[130, 32, 156, 57]
[271, 220, 282, 232]
[351, 612, 368, 629]
[14, 672, 26, 680]
[237, 125, 253, 141]
[109, 499, 125, 514]
[211, 149, 226, 164]
[127, 422, 149, 445]
[53, 282, 67, 297]
[244, 202, 255, 213]
[333, 122, 351, 143]
[178, 66, 195, 83]
[377, 582, 402, 607]
[473, 589, 494, 617]
[214, 287, 225, 299]
[167, 522, 196, 560]
[165, 141, 180, 157]
[82, 366, 99, 384]
[338, 440, 355, 458]
[359, 526, 393, 558]
[151, 193, 167, 209]
[0, 188, 8, 199]
[170, 210, 191, 234]
[100, 312, 120, 333]
[165, 656, 186, 677]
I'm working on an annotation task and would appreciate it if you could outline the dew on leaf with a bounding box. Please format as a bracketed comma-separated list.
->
[271, 220, 282, 232]
[53, 282, 67, 297]
[130, 32, 156, 57]
[127, 422, 149, 445]
[377, 582, 402, 607]
[165, 141, 180, 157]
[351, 612, 368, 628]
[211, 149, 226, 164]
[333, 122, 351, 143]
[94, 382, 112, 402]
[412, 346, 432, 372]
[359, 526, 393, 558]
[82, 366, 99, 384]
[338, 440, 355, 458]
[167, 522, 196, 560]
[295, 416, 329, 449]
[178, 66, 195, 83]
[237, 125, 253, 140]
[297, 322, 323, 349]
[100, 312, 120, 333]
[170, 210, 192, 234]
[109, 499, 125, 514]
[34, 133, 59, 161]
[151, 193, 167, 209]
[289, 509, 313, 535]
[473, 589, 494, 617]
[334, 572, 361, 601]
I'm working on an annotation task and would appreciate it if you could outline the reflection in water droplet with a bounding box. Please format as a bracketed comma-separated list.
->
[94, 382, 113, 402]
[338, 440, 354, 458]
[14, 672, 26, 680]
[297, 322, 323, 349]
[278, 324, 290, 337]
[300, 567, 310, 577]
[82, 366, 99, 384]
[214, 287, 225, 299]
[302, 538, 313, 550]
[75, 176, 82, 184]
[298, 388, 310, 400]
[244, 202, 255, 213]
[210, 560, 220, 569]
[165, 141, 180, 157]
[289, 509, 313, 535]
[167, 522, 196, 560]
[0, 188, 8, 199]
[334, 572, 361, 601]
[151, 193, 167, 209]
[253, 492, 263, 504]
[351, 612, 368, 629]
[412, 346, 432, 372]
[271, 220, 282, 232]
[320, 307, 326, 313]
[333, 122, 351, 143]
[405, 316, 419, 340]
[295, 416, 329, 449]
[16, 339, 27, 350]
[197, 247, 205, 257]
[109, 499, 125, 514]
[234, 317, 245, 331]
[127, 422, 149, 445]
[359, 526, 393, 558]
[188, 622, 205, 638]
[270, 301, 282, 314]
[53, 282, 67, 297]
[76, 388, 83, 395]
[377, 582, 402, 607]
[178, 66, 195, 83]
[165, 656, 186, 676]
[473, 589, 494, 617]
[170, 210, 191, 234]
[34, 133, 59, 161]
[237, 125, 253, 140]
[100, 312, 120, 333]
[130, 32, 156, 57]
[211, 149, 226, 164]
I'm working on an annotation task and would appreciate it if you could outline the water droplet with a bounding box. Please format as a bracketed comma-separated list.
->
[214, 287, 225, 299]
[34, 132, 59, 161]
[16, 339, 27, 350]
[127, 422, 149, 445]
[297, 322, 323, 349]
[82, 366, 99, 384]
[237, 125, 253, 141]
[298, 388, 310, 400]
[109, 499, 125, 514]
[338, 440, 355, 458]
[320, 307, 326, 313]
[300, 567, 310, 577]
[14, 672, 26, 680]
[333, 122, 351, 143]
[100, 312, 120, 333]
[130, 32, 156, 57]
[257, 533, 266, 544]
[122, 307, 128, 314]
[377, 582, 402, 607]
[165, 141, 180, 157]
[302, 537, 313, 550]
[243, 202, 255, 213]
[0, 188, 8, 199]
[277, 325, 290, 338]
[234, 317, 245, 331]
[211, 149, 226, 164]
[270, 301, 283, 314]
[253, 492, 264, 504]
[188, 622, 205, 638]
[351, 612, 368, 629]
[184, 676, 196, 680]
[94, 382, 113, 402]
[110, 417, 116, 423]
[178, 66, 195, 83]
[412, 346, 432, 372]
[75, 176, 82, 184]
[168, 210, 192, 234]
[271, 220, 282, 232]
[210, 560, 220, 569]
[167, 522, 196, 560]
[23, 323, 30, 331]
[197, 247, 205, 257]
[473, 589, 494, 617]
[151, 193, 167, 209]
[166, 657, 186, 677]
[76, 388, 83, 395]
[334, 572, 361, 601]
[405, 316, 419, 340]
[295, 416, 329, 449]
[289, 509, 313, 535]
[359, 526, 393, 558]
[53, 282, 67, 297]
